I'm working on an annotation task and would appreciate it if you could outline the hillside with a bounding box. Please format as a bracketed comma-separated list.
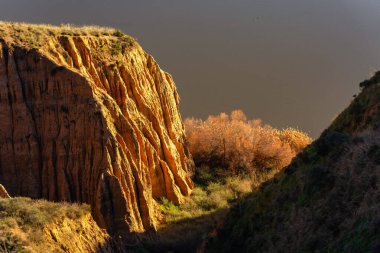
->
[0, 197, 112, 252]
[204, 75, 380, 252]
[0, 22, 193, 236]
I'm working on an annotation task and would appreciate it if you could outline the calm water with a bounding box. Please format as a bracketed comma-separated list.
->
[1, 0, 380, 137]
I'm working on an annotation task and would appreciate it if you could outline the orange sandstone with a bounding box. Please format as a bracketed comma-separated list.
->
[0, 22, 194, 235]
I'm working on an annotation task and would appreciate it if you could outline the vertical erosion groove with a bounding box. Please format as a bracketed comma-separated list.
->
[0, 35, 194, 234]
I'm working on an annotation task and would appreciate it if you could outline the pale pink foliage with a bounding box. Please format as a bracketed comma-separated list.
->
[184, 110, 312, 175]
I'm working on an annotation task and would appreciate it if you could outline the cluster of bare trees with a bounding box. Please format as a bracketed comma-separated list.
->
[185, 110, 312, 176]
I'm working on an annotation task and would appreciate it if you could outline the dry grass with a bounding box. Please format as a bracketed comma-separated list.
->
[0, 197, 90, 252]
[0, 21, 135, 51]
[0, 21, 118, 37]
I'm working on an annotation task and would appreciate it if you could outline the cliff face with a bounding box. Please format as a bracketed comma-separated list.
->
[0, 23, 194, 235]
[0, 184, 10, 198]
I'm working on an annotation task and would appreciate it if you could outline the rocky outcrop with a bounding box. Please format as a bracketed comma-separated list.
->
[0, 184, 10, 198]
[0, 23, 193, 235]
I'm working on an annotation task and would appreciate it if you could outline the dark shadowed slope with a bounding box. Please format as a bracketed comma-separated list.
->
[205, 73, 380, 253]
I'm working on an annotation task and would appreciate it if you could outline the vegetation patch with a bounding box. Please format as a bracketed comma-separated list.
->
[331, 74, 380, 133]
[143, 175, 254, 253]
[0, 232, 25, 253]
[0, 197, 90, 251]
[0, 21, 136, 58]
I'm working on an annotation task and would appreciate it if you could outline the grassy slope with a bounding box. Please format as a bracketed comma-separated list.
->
[141, 176, 253, 253]
[205, 80, 380, 253]
[0, 197, 87, 252]
[0, 197, 111, 252]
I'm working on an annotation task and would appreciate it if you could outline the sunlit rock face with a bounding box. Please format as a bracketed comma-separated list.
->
[0, 23, 194, 235]
[0, 184, 10, 198]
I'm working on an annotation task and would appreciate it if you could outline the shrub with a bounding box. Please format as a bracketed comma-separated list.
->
[359, 71, 380, 90]
[113, 29, 124, 37]
[111, 40, 123, 55]
[184, 110, 312, 178]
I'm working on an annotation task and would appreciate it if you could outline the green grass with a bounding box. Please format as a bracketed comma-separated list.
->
[141, 173, 256, 252]
[140, 160, 290, 253]
[159, 175, 253, 224]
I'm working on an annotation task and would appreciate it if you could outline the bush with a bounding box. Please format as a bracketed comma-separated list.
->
[113, 29, 124, 37]
[184, 110, 312, 178]
[359, 71, 380, 90]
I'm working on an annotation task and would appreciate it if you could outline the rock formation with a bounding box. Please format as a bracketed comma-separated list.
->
[0, 184, 10, 198]
[0, 22, 193, 235]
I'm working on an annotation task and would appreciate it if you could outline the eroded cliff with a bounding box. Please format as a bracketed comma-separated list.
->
[0, 22, 194, 235]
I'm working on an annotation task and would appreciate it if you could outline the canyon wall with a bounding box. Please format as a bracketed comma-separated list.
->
[0, 23, 194, 235]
